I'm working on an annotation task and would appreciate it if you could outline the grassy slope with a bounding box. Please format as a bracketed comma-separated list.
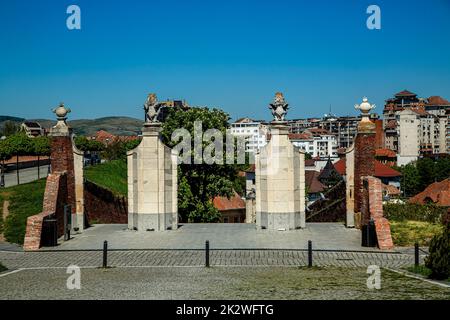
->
[84, 160, 127, 196]
[0, 179, 46, 245]
[390, 220, 443, 247]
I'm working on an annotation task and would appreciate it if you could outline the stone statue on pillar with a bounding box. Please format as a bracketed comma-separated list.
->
[269, 92, 289, 122]
[255, 92, 306, 231]
[144, 93, 163, 123]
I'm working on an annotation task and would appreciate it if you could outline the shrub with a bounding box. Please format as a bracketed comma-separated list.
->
[383, 203, 445, 223]
[425, 226, 450, 280]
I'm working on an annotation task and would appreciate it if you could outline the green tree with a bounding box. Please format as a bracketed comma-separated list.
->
[416, 158, 436, 190]
[7, 133, 34, 184]
[398, 163, 421, 197]
[1, 121, 20, 137]
[425, 226, 450, 280]
[161, 107, 246, 223]
[0, 139, 13, 186]
[74, 136, 104, 152]
[434, 156, 450, 183]
[32, 136, 51, 179]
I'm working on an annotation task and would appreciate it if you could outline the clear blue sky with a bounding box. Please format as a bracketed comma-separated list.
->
[0, 0, 449, 121]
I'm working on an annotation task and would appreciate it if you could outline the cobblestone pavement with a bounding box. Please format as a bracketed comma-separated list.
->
[44, 223, 382, 251]
[0, 249, 422, 270]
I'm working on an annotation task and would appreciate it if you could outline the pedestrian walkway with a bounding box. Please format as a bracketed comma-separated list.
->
[2, 165, 49, 187]
[48, 223, 386, 251]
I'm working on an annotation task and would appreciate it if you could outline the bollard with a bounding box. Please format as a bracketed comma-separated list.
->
[205, 240, 210, 268]
[103, 241, 108, 268]
[308, 240, 313, 268]
[414, 242, 419, 267]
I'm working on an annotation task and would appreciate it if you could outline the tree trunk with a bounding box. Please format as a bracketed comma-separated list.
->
[16, 154, 19, 185]
[37, 155, 40, 179]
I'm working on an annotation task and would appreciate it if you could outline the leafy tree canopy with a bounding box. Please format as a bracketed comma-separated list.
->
[161, 107, 248, 223]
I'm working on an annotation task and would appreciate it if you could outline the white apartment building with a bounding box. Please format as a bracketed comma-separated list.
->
[397, 109, 420, 166]
[230, 118, 268, 153]
[289, 131, 338, 159]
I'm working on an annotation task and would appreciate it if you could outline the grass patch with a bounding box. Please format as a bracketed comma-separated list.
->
[406, 265, 450, 283]
[0, 262, 6, 272]
[84, 160, 127, 196]
[0, 179, 46, 245]
[406, 265, 433, 278]
[390, 220, 443, 246]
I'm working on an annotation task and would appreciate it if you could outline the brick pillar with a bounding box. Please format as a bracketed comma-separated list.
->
[354, 121, 376, 215]
[363, 176, 394, 250]
[50, 134, 76, 215]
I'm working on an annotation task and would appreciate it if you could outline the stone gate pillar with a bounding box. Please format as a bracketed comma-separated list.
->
[255, 93, 306, 230]
[353, 97, 376, 217]
[49, 103, 84, 233]
[127, 121, 178, 232]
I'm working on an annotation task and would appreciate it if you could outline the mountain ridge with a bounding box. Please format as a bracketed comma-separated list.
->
[0, 115, 143, 136]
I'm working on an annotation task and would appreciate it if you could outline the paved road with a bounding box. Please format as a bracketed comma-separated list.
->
[0, 249, 420, 269]
[51, 223, 384, 251]
[2, 165, 49, 187]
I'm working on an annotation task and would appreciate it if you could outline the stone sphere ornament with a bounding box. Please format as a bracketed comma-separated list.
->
[52, 102, 71, 120]
[354, 97, 375, 122]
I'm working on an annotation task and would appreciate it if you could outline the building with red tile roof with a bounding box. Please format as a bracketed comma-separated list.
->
[383, 90, 449, 162]
[334, 157, 401, 190]
[213, 191, 246, 223]
[375, 148, 397, 166]
[91, 130, 139, 145]
[409, 178, 450, 207]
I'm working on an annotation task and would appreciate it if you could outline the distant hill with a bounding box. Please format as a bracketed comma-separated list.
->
[0, 116, 25, 122]
[0, 116, 143, 136]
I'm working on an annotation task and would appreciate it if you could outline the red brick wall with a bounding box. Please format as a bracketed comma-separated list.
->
[51, 136, 76, 215]
[362, 176, 394, 250]
[84, 181, 127, 224]
[374, 119, 384, 149]
[23, 173, 68, 251]
[354, 132, 376, 213]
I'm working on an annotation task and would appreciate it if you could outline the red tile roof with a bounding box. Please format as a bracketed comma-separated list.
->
[305, 159, 316, 167]
[385, 120, 397, 129]
[382, 183, 401, 196]
[333, 158, 401, 178]
[395, 90, 416, 97]
[375, 148, 396, 158]
[93, 130, 139, 144]
[305, 171, 326, 194]
[426, 96, 450, 106]
[409, 178, 450, 206]
[213, 191, 245, 211]
[410, 106, 429, 116]
[288, 133, 311, 140]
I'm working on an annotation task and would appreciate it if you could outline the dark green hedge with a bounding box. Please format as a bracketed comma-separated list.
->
[383, 203, 446, 223]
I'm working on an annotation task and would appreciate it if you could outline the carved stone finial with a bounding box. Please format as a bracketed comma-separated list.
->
[50, 102, 71, 136]
[52, 102, 71, 121]
[354, 97, 375, 122]
[144, 93, 163, 124]
[269, 92, 289, 122]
